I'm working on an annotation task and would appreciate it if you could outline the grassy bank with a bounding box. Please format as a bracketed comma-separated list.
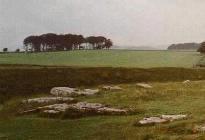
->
[1, 65, 205, 101]
[0, 50, 201, 68]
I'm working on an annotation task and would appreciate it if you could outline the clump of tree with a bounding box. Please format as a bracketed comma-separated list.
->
[3, 48, 8, 52]
[15, 48, 20, 52]
[23, 33, 113, 52]
[198, 42, 205, 53]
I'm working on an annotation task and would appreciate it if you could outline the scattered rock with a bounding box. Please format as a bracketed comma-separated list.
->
[43, 110, 61, 114]
[40, 102, 127, 117]
[161, 114, 187, 121]
[97, 107, 127, 115]
[102, 86, 122, 91]
[193, 125, 205, 133]
[50, 87, 76, 96]
[40, 103, 70, 112]
[50, 87, 99, 97]
[183, 80, 191, 84]
[138, 117, 168, 125]
[136, 83, 152, 89]
[22, 97, 76, 104]
[77, 89, 100, 96]
[138, 114, 187, 126]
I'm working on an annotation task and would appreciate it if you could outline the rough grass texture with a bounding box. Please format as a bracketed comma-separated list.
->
[0, 50, 202, 68]
[2, 81, 205, 139]
[1, 65, 205, 103]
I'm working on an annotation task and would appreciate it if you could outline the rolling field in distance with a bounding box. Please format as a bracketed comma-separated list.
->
[0, 50, 202, 68]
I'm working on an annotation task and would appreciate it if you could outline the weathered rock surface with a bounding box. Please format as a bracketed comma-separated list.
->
[102, 86, 122, 91]
[161, 114, 187, 121]
[136, 83, 152, 89]
[50, 87, 99, 97]
[40, 102, 127, 116]
[138, 117, 168, 125]
[40, 103, 70, 112]
[77, 89, 100, 96]
[138, 114, 187, 125]
[193, 125, 205, 133]
[183, 80, 190, 84]
[50, 87, 76, 96]
[22, 97, 76, 104]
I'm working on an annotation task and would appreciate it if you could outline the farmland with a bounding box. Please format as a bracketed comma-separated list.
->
[1, 50, 205, 139]
[0, 50, 202, 68]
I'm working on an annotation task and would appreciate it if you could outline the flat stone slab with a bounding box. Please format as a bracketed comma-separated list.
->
[50, 87, 99, 97]
[183, 80, 191, 84]
[22, 97, 76, 104]
[39, 102, 127, 116]
[161, 114, 187, 121]
[138, 114, 187, 126]
[40, 103, 70, 112]
[136, 83, 152, 89]
[138, 117, 168, 125]
[193, 125, 205, 133]
[102, 86, 122, 91]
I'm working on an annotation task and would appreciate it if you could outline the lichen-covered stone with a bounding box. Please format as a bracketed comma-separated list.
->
[50, 87, 99, 97]
[161, 114, 187, 121]
[40, 102, 127, 117]
[102, 86, 122, 91]
[136, 83, 152, 89]
[22, 97, 75, 104]
[138, 117, 168, 125]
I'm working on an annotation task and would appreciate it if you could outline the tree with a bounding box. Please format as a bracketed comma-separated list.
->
[15, 48, 20, 52]
[104, 39, 113, 49]
[23, 33, 113, 52]
[3, 48, 8, 52]
[198, 42, 205, 53]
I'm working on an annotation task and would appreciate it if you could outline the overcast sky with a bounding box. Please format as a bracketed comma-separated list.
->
[1, 0, 205, 50]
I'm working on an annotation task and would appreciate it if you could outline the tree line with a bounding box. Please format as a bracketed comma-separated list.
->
[23, 33, 113, 52]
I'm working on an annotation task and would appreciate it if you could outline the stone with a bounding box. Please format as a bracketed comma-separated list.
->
[77, 89, 100, 96]
[138, 114, 188, 126]
[138, 117, 168, 125]
[161, 114, 187, 121]
[136, 83, 152, 89]
[102, 86, 122, 91]
[72, 102, 105, 109]
[50, 87, 99, 97]
[39, 103, 70, 112]
[193, 125, 205, 133]
[97, 107, 127, 115]
[183, 80, 190, 84]
[40, 102, 128, 116]
[50, 87, 77, 96]
[43, 110, 60, 114]
[22, 97, 76, 104]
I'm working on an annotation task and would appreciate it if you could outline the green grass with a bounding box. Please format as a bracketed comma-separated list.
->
[0, 50, 202, 68]
[2, 81, 205, 139]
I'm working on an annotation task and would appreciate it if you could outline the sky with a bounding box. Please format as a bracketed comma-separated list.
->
[1, 0, 205, 50]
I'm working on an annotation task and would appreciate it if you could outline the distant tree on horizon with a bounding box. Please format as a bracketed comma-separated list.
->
[23, 33, 113, 52]
[3, 48, 8, 52]
[198, 42, 205, 53]
[15, 48, 20, 52]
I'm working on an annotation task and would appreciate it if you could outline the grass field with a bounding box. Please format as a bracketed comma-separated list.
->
[1, 81, 205, 139]
[0, 50, 202, 68]
[1, 50, 205, 139]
